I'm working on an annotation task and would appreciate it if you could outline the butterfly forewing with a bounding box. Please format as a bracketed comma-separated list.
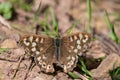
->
[19, 34, 56, 73]
[60, 32, 91, 72]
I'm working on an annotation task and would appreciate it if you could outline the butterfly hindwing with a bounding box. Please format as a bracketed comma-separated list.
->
[59, 32, 91, 72]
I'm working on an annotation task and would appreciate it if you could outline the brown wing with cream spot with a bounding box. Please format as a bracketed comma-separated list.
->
[59, 32, 91, 72]
[19, 34, 56, 73]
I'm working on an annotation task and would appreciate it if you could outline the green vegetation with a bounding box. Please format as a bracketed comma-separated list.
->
[68, 72, 80, 79]
[0, 48, 9, 54]
[10, 0, 33, 11]
[78, 56, 92, 79]
[110, 67, 120, 80]
[86, 0, 92, 33]
[34, 4, 59, 37]
[68, 56, 92, 79]
[78, 57, 92, 77]
[104, 11, 120, 44]
[67, 19, 80, 35]
[0, 2, 13, 19]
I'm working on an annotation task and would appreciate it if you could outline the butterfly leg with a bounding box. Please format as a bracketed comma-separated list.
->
[12, 55, 25, 79]
[23, 57, 35, 80]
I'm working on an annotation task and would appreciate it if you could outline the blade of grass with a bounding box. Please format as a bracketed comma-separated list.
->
[43, 6, 51, 35]
[86, 0, 92, 33]
[67, 19, 80, 35]
[114, 67, 120, 75]
[33, 2, 58, 37]
[104, 11, 119, 44]
[78, 56, 92, 77]
[49, 7, 58, 37]
[110, 67, 120, 80]
[34, 1, 42, 20]
[68, 72, 80, 79]
[109, 13, 120, 20]
[87, 0, 92, 23]
[77, 63, 92, 77]
[41, 6, 57, 37]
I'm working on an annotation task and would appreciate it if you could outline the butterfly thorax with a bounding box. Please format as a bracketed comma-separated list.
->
[54, 38, 61, 61]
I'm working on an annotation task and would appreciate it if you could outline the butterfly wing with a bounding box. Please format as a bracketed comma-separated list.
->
[59, 32, 91, 72]
[19, 35, 56, 73]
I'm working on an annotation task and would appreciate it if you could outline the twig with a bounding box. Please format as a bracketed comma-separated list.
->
[0, 57, 20, 62]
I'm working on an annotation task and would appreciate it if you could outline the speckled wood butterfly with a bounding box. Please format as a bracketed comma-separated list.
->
[19, 32, 91, 73]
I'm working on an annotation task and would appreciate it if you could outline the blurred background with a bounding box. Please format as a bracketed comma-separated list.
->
[0, 0, 119, 36]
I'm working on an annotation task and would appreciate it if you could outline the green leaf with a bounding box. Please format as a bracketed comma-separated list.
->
[68, 72, 80, 79]
[0, 2, 13, 19]
[3, 2, 12, 13]
[22, 3, 31, 11]
[3, 11, 12, 19]
[0, 3, 4, 13]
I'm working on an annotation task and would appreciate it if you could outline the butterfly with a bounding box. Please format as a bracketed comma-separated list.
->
[19, 32, 91, 73]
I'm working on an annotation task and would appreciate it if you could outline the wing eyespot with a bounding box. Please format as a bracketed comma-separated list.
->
[42, 62, 46, 68]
